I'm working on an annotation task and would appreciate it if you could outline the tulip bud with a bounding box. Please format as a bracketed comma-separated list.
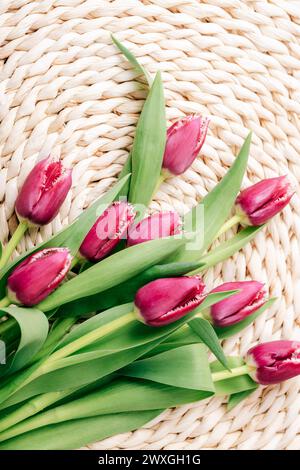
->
[235, 176, 294, 226]
[162, 115, 209, 175]
[206, 281, 266, 327]
[15, 157, 72, 226]
[7, 248, 72, 306]
[134, 276, 206, 327]
[127, 211, 181, 247]
[246, 340, 300, 385]
[79, 201, 136, 262]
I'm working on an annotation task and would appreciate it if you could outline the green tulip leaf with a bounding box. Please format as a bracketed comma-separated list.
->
[227, 387, 258, 411]
[0, 408, 161, 450]
[112, 35, 152, 86]
[128, 72, 166, 210]
[122, 343, 214, 392]
[174, 133, 252, 263]
[117, 154, 132, 198]
[114, 36, 152, 198]
[193, 225, 265, 274]
[0, 307, 48, 376]
[189, 317, 229, 369]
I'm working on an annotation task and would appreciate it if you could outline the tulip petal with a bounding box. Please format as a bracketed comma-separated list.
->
[16, 157, 72, 226]
[210, 281, 266, 327]
[127, 211, 181, 247]
[163, 115, 209, 175]
[7, 248, 72, 306]
[134, 276, 205, 326]
[247, 340, 300, 385]
[79, 202, 135, 261]
[236, 176, 294, 225]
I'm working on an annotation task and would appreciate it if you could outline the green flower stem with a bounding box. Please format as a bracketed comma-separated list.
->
[31, 317, 78, 364]
[0, 297, 10, 309]
[0, 389, 75, 440]
[211, 364, 250, 382]
[45, 312, 135, 364]
[214, 214, 242, 239]
[0, 312, 136, 406]
[0, 221, 28, 270]
[70, 256, 81, 270]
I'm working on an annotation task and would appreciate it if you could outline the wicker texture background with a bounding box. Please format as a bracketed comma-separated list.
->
[0, 0, 300, 450]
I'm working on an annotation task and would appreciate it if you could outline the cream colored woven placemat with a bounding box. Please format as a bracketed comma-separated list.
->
[1, 0, 300, 450]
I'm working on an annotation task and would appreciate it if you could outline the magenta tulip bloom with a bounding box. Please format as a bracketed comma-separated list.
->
[79, 201, 135, 262]
[7, 248, 72, 306]
[208, 281, 266, 327]
[162, 115, 209, 175]
[134, 276, 206, 327]
[246, 341, 300, 385]
[235, 176, 294, 226]
[16, 157, 72, 226]
[127, 211, 181, 247]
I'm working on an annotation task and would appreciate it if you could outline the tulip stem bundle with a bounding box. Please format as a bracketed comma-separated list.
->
[0, 221, 28, 270]
[211, 364, 251, 382]
[0, 362, 253, 444]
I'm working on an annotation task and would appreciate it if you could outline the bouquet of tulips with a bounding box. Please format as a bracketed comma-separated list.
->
[0, 38, 298, 450]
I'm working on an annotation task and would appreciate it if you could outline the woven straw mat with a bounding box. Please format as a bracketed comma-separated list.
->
[0, 0, 300, 451]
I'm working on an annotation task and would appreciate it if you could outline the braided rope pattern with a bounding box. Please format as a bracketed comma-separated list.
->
[0, 0, 300, 450]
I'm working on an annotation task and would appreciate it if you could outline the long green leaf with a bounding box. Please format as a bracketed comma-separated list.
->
[114, 37, 151, 198]
[192, 225, 265, 274]
[0, 377, 213, 448]
[8, 343, 163, 399]
[117, 153, 132, 198]
[0, 409, 161, 450]
[112, 35, 152, 86]
[128, 72, 166, 208]
[0, 307, 48, 377]
[174, 133, 252, 263]
[37, 235, 189, 312]
[122, 344, 214, 392]
[189, 317, 229, 369]
[57, 304, 133, 349]
[227, 387, 258, 411]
